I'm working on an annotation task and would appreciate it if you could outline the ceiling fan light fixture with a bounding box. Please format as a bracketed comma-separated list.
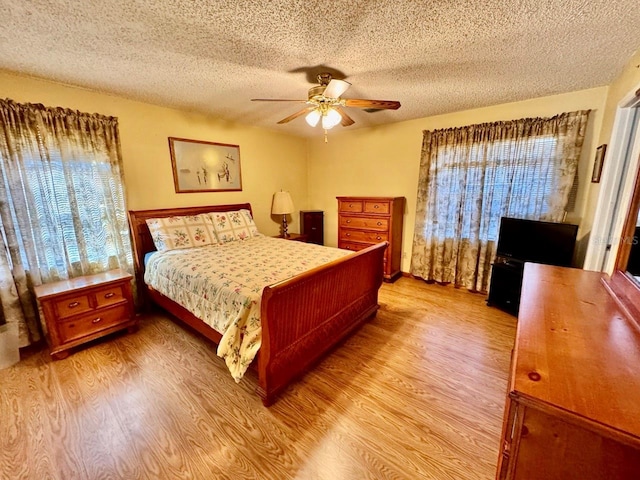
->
[305, 109, 321, 127]
[254, 72, 401, 130]
[322, 107, 342, 129]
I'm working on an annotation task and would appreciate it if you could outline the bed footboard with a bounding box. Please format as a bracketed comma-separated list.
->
[257, 242, 387, 406]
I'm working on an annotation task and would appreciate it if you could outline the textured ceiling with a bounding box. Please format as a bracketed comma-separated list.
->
[1, 0, 640, 137]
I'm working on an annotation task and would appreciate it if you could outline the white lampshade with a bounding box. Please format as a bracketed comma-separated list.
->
[322, 108, 342, 129]
[305, 109, 321, 127]
[272, 191, 294, 215]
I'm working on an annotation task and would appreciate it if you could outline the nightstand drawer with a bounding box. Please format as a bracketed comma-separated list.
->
[95, 285, 125, 308]
[364, 201, 390, 214]
[55, 295, 93, 319]
[339, 229, 388, 243]
[58, 305, 129, 343]
[340, 216, 389, 231]
[339, 200, 363, 213]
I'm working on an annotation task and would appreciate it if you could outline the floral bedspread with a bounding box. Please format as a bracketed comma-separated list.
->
[144, 235, 350, 381]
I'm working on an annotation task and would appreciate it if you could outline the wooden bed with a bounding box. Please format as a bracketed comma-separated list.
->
[128, 203, 387, 406]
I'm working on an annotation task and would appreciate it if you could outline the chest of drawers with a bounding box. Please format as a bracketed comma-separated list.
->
[34, 269, 136, 359]
[337, 196, 405, 281]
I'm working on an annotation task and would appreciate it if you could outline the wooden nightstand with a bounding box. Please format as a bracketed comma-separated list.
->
[300, 210, 324, 245]
[273, 233, 309, 242]
[34, 269, 136, 359]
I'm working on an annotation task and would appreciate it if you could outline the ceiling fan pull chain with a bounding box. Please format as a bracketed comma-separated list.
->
[324, 129, 328, 143]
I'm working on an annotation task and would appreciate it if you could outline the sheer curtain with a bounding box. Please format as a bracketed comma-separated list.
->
[0, 99, 134, 349]
[411, 111, 590, 292]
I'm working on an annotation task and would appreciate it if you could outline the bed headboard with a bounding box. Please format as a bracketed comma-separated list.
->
[128, 203, 253, 295]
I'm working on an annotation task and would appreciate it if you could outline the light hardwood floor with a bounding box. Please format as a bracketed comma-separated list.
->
[0, 278, 516, 480]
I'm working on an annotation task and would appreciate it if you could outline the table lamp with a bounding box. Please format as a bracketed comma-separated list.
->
[272, 191, 294, 238]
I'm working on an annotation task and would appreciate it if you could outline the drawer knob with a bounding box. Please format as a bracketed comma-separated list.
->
[377, 222, 382, 226]
[92, 317, 102, 324]
[374, 204, 379, 209]
[346, 233, 351, 237]
[349, 204, 354, 207]
[346, 219, 351, 223]
[376, 236, 382, 240]
[104, 292, 115, 299]
[68, 301, 80, 308]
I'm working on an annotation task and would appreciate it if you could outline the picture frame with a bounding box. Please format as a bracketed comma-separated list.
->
[169, 137, 242, 193]
[591, 144, 607, 183]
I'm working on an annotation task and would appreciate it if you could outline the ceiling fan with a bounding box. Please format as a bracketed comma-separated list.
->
[251, 73, 401, 131]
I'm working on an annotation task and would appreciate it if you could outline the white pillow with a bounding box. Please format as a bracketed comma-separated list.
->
[209, 209, 260, 243]
[146, 214, 219, 252]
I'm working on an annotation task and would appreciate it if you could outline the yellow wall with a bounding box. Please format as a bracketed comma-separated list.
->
[0, 69, 620, 270]
[598, 50, 640, 147]
[587, 50, 640, 271]
[308, 87, 608, 271]
[0, 70, 309, 236]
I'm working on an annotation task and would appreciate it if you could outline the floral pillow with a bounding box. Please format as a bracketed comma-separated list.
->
[209, 209, 260, 243]
[146, 214, 219, 252]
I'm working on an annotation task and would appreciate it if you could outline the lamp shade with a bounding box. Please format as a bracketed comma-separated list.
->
[322, 108, 342, 129]
[272, 191, 294, 215]
[305, 109, 321, 127]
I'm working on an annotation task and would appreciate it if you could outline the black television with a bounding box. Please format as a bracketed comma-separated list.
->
[496, 217, 579, 267]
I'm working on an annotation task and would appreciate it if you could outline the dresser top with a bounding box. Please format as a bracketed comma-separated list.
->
[34, 269, 132, 299]
[514, 263, 640, 442]
[336, 196, 404, 201]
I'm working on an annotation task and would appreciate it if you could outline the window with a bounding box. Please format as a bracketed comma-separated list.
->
[431, 135, 559, 241]
[18, 152, 132, 275]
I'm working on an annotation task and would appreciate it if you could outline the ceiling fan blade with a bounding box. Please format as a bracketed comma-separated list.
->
[343, 99, 401, 110]
[323, 79, 351, 99]
[251, 99, 307, 102]
[277, 107, 315, 124]
[335, 108, 355, 126]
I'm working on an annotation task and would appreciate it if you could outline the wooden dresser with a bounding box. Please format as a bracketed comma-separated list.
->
[337, 196, 404, 281]
[496, 264, 640, 479]
[35, 269, 136, 359]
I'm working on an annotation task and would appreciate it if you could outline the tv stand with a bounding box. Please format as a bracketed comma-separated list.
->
[487, 257, 524, 316]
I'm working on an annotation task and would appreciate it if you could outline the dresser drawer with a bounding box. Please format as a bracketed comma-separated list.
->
[95, 284, 125, 308]
[339, 200, 363, 213]
[340, 229, 388, 243]
[58, 304, 129, 343]
[55, 295, 93, 320]
[364, 201, 390, 214]
[339, 242, 370, 252]
[340, 216, 389, 231]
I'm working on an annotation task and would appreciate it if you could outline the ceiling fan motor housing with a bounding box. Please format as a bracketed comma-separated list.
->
[308, 85, 327, 102]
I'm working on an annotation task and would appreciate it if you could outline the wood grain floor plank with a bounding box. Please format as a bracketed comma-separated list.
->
[0, 277, 516, 479]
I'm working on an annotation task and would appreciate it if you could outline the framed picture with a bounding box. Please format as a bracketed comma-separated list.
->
[591, 144, 607, 183]
[169, 137, 242, 193]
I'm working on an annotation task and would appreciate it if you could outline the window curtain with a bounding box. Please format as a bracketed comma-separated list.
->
[410, 111, 590, 292]
[0, 99, 134, 347]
